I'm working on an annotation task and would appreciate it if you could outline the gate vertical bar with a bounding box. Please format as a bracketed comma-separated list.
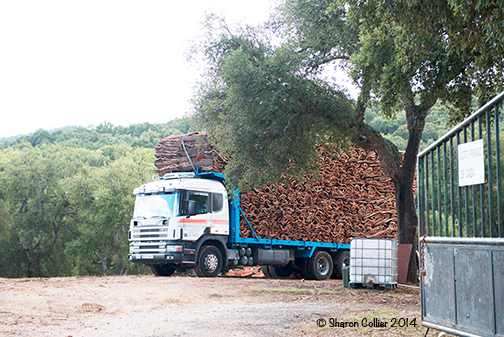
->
[464, 128, 470, 237]
[495, 105, 503, 237]
[450, 138, 455, 236]
[437, 146, 442, 236]
[478, 116, 485, 237]
[457, 132, 463, 237]
[443, 142, 449, 236]
[418, 156, 425, 237]
[431, 151, 436, 235]
[424, 156, 430, 236]
[486, 109, 494, 237]
[472, 121, 478, 236]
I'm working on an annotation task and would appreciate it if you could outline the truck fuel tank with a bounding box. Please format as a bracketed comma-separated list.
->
[252, 248, 290, 266]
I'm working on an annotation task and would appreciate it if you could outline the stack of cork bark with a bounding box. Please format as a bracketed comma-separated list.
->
[154, 132, 397, 244]
[154, 132, 226, 175]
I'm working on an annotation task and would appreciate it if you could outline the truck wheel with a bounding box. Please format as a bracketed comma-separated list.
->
[194, 245, 223, 277]
[261, 265, 293, 279]
[300, 251, 333, 280]
[332, 250, 350, 279]
[150, 264, 176, 277]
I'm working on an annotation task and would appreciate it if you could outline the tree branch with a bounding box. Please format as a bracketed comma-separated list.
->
[283, 112, 301, 133]
[352, 122, 402, 181]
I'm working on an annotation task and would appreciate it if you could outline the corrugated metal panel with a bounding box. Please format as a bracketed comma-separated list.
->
[421, 239, 504, 337]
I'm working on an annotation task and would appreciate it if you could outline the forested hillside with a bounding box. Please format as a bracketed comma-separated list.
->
[0, 117, 193, 278]
[0, 104, 454, 278]
[365, 103, 454, 152]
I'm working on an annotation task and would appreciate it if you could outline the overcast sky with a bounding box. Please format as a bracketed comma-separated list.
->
[0, 0, 277, 138]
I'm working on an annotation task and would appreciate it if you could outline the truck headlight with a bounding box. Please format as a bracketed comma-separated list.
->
[165, 245, 183, 252]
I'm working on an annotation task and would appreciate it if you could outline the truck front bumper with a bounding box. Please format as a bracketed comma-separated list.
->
[128, 253, 184, 264]
[129, 240, 198, 265]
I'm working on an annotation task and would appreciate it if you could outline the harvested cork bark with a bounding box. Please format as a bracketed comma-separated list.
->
[154, 132, 398, 244]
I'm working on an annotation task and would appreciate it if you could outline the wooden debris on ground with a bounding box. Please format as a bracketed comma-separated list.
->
[225, 266, 264, 277]
[154, 133, 398, 244]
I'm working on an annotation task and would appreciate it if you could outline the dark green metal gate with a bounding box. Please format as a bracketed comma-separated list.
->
[417, 91, 504, 337]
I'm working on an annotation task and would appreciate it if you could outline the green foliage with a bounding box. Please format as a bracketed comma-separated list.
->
[1, 117, 192, 151]
[28, 129, 55, 147]
[192, 0, 504, 187]
[364, 102, 452, 151]
[191, 15, 356, 190]
[0, 117, 194, 277]
[272, 0, 359, 68]
[338, 0, 504, 123]
[0, 147, 81, 277]
[64, 150, 154, 276]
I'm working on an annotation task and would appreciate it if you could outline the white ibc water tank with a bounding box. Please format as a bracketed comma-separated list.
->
[349, 238, 398, 288]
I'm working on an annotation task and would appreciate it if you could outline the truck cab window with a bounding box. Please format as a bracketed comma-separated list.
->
[184, 191, 208, 214]
[134, 193, 177, 219]
[212, 193, 223, 212]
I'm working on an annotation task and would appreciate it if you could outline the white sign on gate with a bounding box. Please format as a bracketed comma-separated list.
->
[458, 139, 485, 187]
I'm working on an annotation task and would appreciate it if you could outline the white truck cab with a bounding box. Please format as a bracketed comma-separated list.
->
[128, 172, 230, 276]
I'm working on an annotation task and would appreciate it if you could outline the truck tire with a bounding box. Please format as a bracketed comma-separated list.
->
[299, 251, 333, 280]
[194, 245, 223, 277]
[261, 265, 293, 279]
[332, 250, 350, 279]
[150, 264, 176, 277]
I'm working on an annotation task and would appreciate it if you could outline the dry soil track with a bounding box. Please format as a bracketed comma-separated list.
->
[0, 275, 445, 337]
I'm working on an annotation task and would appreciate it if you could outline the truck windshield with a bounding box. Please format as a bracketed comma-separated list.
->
[133, 193, 178, 219]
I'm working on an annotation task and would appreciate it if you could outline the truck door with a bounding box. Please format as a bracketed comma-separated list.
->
[179, 190, 211, 241]
[210, 192, 229, 235]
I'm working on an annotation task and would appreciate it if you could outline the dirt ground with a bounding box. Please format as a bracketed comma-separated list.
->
[0, 274, 449, 337]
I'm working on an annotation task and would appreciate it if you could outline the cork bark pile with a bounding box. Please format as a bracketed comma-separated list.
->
[154, 132, 225, 175]
[155, 132, 397, 244]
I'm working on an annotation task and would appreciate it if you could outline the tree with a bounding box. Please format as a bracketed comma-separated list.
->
[0, 119, 189, 277]
[65, 148, 155, 276]
[191, 14, 356, 189]
[28, 129, 54, 147]
[130, 130, 162, 149]
[191, 0, 504, 283]
[0, 147, 80, 277]
[336, 0, 503, 282]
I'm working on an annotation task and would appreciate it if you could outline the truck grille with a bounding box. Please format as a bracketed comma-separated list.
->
[129, 226, 169, 254]
[139, 234, 167, 239]
[130, 242, 165, 254]
[130, 227, 168, 241]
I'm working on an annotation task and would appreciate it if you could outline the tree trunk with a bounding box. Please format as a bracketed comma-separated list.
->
[25, 250, 38, 278]
[395, 128, 423, 284]
[352, 101, 434, 284]
[397, 102, 434, 283]
[100, 249, 110, 276]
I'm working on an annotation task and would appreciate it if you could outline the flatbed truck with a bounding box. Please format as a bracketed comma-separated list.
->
[128, 171, 350, 280]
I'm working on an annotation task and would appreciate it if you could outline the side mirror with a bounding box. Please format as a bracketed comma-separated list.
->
[187, 200, 198, 217]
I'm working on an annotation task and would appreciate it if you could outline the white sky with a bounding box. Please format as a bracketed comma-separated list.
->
[0, 0, 276, 138]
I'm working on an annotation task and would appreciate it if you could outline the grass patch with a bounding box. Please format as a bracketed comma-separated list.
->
[263, 288, 310, 295]
[261, 287, 346, 297]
